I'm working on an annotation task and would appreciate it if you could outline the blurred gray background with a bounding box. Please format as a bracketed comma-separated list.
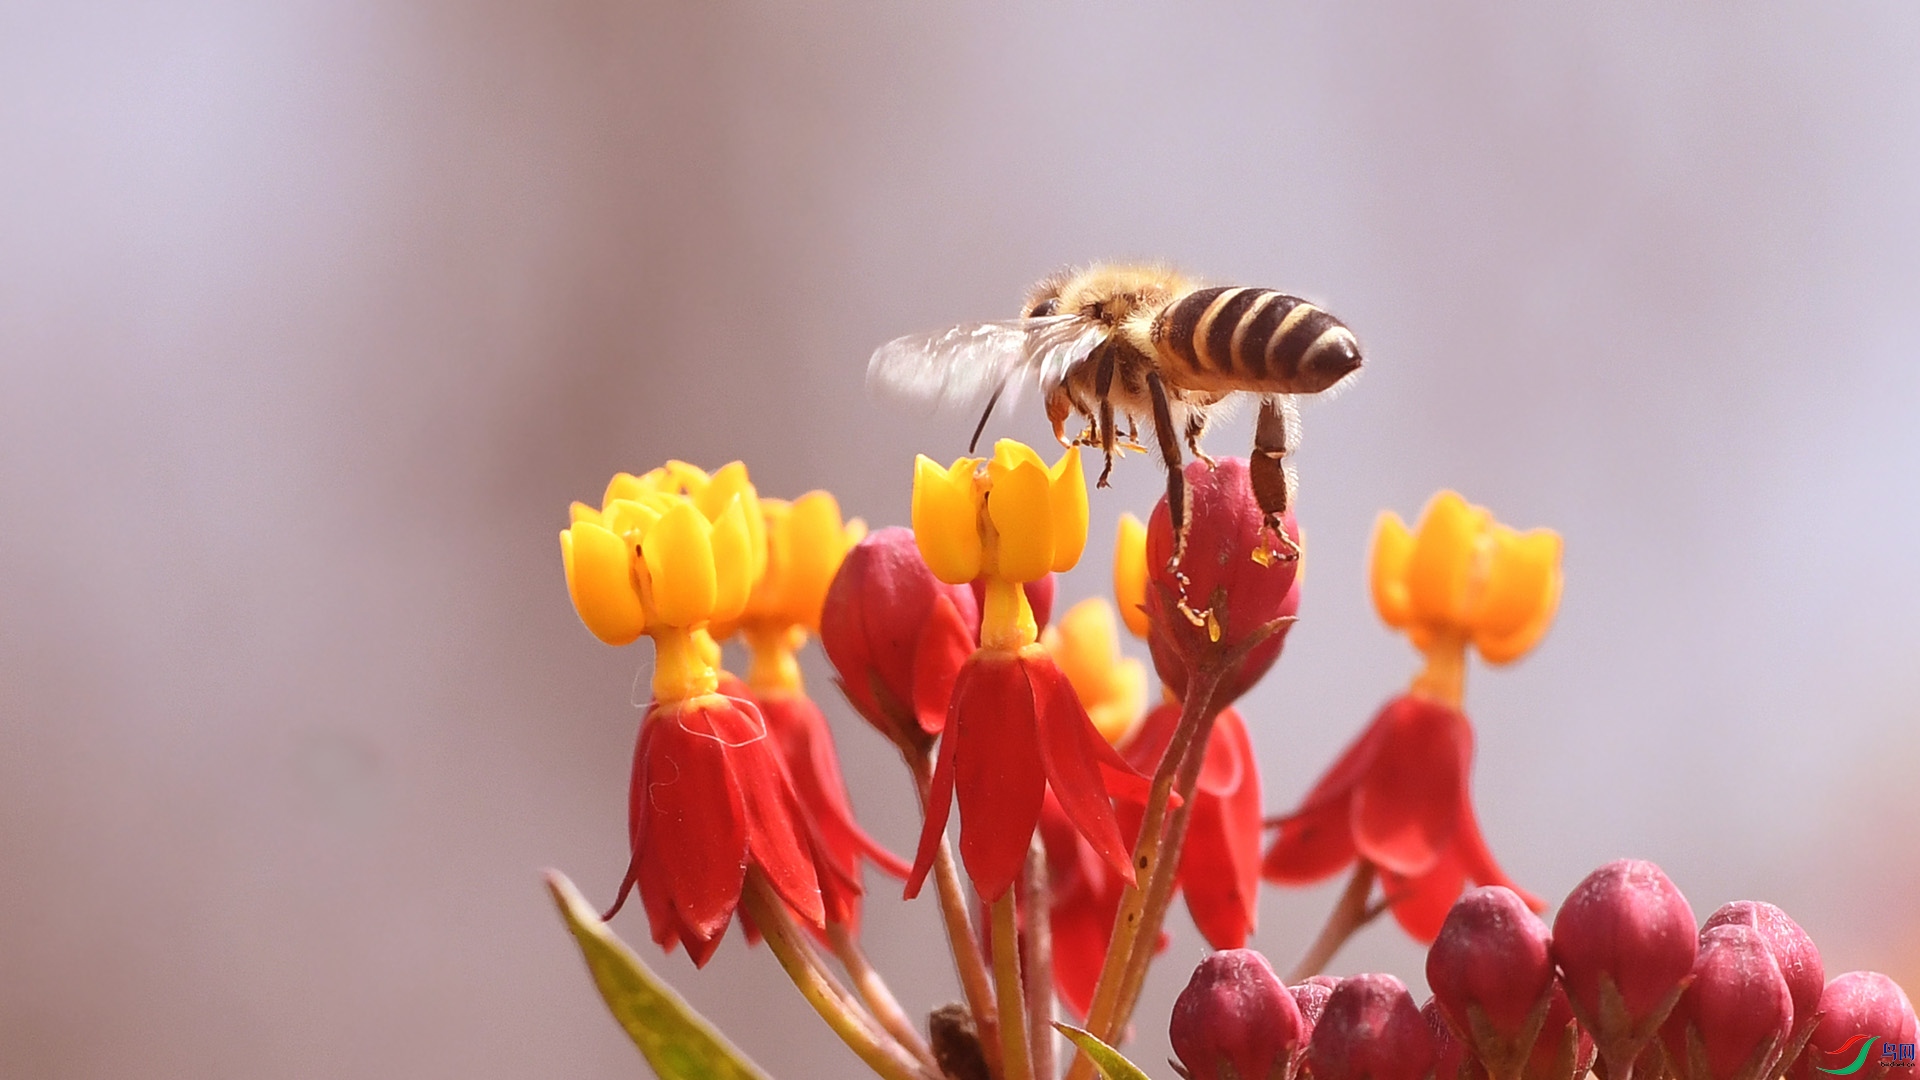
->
[3, 3, 1918, 1077]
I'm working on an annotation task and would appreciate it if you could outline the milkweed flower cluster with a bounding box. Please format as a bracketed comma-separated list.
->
[549, 447, 1907, 1080]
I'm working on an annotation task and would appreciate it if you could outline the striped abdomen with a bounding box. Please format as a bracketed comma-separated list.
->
[1148, 286, 1362, 394]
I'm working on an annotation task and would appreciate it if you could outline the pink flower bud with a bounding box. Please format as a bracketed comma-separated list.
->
[1701, 901, 1823, 1054]
[1428, 886, 1557, 1080]
[1291, 977, 1338, 1042]
[1523, 985, 1594, 1080]
[1308, 973, 1438, 1080]
[1144, 458, 1301, 707]
[1171, 950, 1304, 1080]
[1426, 997, 1489, 1080]
[820, 527, 979, 754]
[1660, 924, 1794, 1080]
[1551, 859, 1697, 1080]
[1791, 972, 1919, 1080]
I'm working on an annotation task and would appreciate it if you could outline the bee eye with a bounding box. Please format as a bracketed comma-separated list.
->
[1027, 298, 1059, 318]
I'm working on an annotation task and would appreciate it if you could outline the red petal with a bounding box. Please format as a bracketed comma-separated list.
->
[648, 704, 750, 938]
[1194, 708, 1245, 797]
[1382, 842, 1469, 944]
[763, 693, 909, 880]
[1261, 798, 1356, 884]
[1049, 881, 1119, 1019]
[905, 663, 966, 899]
[1275, 699, 1398, 819]
[1028, 651, 1137, 888]
[912, 594, 976, 737]
[1180, 795, 1251, 949]
[1451, 796, 1545, 912]
[682, 923, 726, 967]
[704, 698, 826, 929]
[603, 716, 662, 922]
[1177, 709, 1263, 948]
[953, 652, 1047, 901]
[1349, 696, 1469, 877]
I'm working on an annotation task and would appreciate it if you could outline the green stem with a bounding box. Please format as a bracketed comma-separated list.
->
[1111, 672, 1231, 1031]
[1284, 860, 1379, 983]
[913, 749, 1003, 1078]
[742, 875, 933, 1080]
[990, 890, 1034, 1080]
[828, 923, 940, 1072]
[1065, 664, 1225, 1080]
[1019, 838, 1055, 1080]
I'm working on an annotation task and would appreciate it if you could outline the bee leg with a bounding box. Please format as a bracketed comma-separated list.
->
[970, 381, 1007, 454]
[1145, 371, 1191, 568]
[1094, 342, 1118, 487]
[1250, 395, 1302, 562]
[1184, 410, 1216, 467]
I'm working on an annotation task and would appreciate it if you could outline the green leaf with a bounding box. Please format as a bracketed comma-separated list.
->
[1055, 1022, 1156, 1080]
[547, 870, 775, 1080]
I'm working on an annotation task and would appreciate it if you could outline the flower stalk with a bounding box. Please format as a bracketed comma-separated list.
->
[1019, 839, 1056, 1080]
[912, 751, 1002, 1076]
[1288, 861, 1382, 982]
[991, 890, 1036, 1080]
[741, 873, 935, 1080]
[1066, 661, 1224, 1080]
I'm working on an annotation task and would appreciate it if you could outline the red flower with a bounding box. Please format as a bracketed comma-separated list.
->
[755, 687, 909, 929]
[905, 645, 1151, 903]
[820, 527, 979, 755]
[1262, 693, 1541, 942]
[606, 692, 824, 966]
[1119, 702, 1265, 949]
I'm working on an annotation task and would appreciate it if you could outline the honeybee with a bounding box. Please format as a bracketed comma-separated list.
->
[868, 264, 1362, 562]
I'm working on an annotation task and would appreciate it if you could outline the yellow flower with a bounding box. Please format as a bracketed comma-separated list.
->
[604, 460, 769, 587]
[559, 461, 767, 702]
[1112, 512, 1150, 640]
[1370, 490, 1563, 669]
[912, 440, 1088, 585]
[734, 491, 867, 635]
[912, 439, 1088, 650]
[716, 490, 867, 696]
[1042, 598, 1148, 745]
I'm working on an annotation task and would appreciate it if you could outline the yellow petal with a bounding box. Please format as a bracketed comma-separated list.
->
[642, 499, 718, 627]
[601, 472, 647, 509]
[561, 522, 646, 645]
[708, 496, 756, 625]
[1406, 491, 1488, 628]
[698, 462, 766, 584]
[569, 501, 603, 526]
[987, 454, 1055, 583]
[844, 517, 868, 548]
[1473, 529, 1563, 664]
[991, 438, 1047, 472]
[1088, 657, 1148, 746]
[912, 455, 983, 584]
[1113, 513, 1150, 639]
[784, 491, 848, 630]
[657, 460, 711, 496]
[600, 497, 665, 541]
[1046, 446, 1089, 572]
[1369, 511, 1415, 629]
[1044, 598, 1146, 745]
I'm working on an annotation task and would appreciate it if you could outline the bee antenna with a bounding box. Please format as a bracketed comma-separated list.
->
[968, 382, 1006, 453]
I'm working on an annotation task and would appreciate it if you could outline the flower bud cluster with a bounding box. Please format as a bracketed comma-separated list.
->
[1174, 859, 1913, 1080]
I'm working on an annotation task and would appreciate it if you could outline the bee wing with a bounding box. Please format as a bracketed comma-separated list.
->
[866, 316, 1105, 413]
